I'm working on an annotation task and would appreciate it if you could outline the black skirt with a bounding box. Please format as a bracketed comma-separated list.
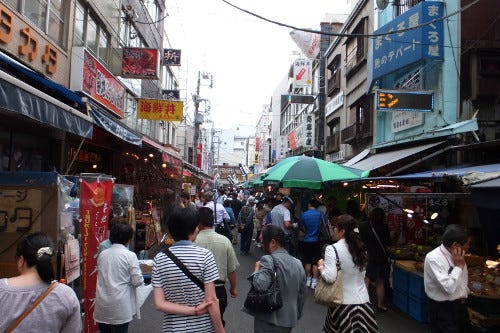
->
[323, 303, 379, 333]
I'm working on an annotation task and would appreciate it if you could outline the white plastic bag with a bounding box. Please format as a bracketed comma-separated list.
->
[135, 283, 153, 319]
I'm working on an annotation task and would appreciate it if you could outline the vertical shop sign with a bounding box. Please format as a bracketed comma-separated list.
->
[80, 180, 113, 333]
[293, 59, 312, 88]
[303, 113, 315, 148]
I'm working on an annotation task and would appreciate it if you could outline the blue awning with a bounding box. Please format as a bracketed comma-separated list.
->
[386, 163, 500, 179]
[0, 51, 84, 109]
[0, 69, 93, 138]
[89, 104, 142, 146]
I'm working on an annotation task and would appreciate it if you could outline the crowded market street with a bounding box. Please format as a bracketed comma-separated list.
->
[129, 241, 430, 333]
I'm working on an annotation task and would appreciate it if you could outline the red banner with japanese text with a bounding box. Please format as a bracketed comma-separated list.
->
[80, 180, 113, 333]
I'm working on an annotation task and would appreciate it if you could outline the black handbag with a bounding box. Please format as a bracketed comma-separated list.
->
[244, 255, 283, 312]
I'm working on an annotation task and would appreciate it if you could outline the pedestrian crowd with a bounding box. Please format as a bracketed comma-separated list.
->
[0, 185, 473, 333]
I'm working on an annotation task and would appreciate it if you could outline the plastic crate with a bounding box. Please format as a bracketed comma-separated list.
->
[408, 295, 429, 323]
[393, 288, 409, 313]
[392, 265, 410, 293]
[408, 272, 426, 300]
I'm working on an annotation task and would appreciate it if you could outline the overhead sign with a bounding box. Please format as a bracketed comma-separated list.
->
[372, 1, 444, 81]
[281, 95, 315, 109]
[72, 48, 126, 118]
[293, 59, 312, 88]
[376, 90, 434, 112]
[163, 48, 181, 66]
[137, 99, 183, 121]
[121, 47, 159, 79]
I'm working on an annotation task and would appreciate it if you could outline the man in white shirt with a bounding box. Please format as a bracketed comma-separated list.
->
[203, 191, 232, 241]
[270, 195, 294, 253]
[424, 224, 470, 333]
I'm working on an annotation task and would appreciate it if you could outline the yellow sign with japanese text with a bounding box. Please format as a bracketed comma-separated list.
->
[137, 99, 183, 121]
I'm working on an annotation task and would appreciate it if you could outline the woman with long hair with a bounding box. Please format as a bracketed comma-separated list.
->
[317, 215, 378, 333]
[0, 232, 81, 332]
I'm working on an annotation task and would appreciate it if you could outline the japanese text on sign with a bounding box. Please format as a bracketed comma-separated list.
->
[0, 4, 59, 75]
[372, 1, 443, 81]
[0, 189, 41, 233]
[137, 99, 184, 121]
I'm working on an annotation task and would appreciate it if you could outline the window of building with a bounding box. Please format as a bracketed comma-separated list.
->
[394, 0, 423, 16]
[73, 2, 111, 65]
[143, 0, 159, 23]
[74, 1, 85, 46]
[19, 0, 68, 47]
[345, 18, 367, 75]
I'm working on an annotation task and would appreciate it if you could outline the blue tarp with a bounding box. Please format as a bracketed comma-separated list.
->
[388, 163, 500, 179]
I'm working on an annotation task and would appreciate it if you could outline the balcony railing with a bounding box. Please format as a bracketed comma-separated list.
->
[340, 110, 372, 144]
[325, 134, 340, 153]
[327, 71, 341, 96]
[341, 124, 356, 144]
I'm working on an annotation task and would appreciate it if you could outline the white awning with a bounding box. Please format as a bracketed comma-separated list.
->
[348, 141, 444, 171]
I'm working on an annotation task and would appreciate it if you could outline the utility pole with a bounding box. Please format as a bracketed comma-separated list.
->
[193, 71, 201, 166]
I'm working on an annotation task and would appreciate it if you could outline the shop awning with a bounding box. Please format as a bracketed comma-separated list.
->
[142, 136, 182, 167]
[0, 51, 85, 109]
[0, 70, 93, 138]
[90, 105, 142, 146]
[347, 141, 444, 171]
[393, 163, 500, 180]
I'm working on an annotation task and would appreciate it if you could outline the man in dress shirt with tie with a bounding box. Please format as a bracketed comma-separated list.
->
[424, 224, 470, 333]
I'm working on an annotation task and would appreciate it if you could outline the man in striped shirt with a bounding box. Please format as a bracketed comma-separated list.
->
[152, 208, 225, 333]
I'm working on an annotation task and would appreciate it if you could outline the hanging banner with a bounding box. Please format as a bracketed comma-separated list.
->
[121, 47, 159, 79]
[137, 98, 183, 121]
[293, 59, 313, 89]
[289, 30, 320, 59]
[80, 180, 114, 333]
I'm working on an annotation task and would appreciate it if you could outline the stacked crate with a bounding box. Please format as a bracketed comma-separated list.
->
[408, 271, 429, 322]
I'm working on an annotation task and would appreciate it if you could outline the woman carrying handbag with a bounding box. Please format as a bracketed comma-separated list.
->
[0, 232, 81, 333]
[317, 215, 378, 333]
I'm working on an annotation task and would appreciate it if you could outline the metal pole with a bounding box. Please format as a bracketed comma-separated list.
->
[193, 71, 201, 165]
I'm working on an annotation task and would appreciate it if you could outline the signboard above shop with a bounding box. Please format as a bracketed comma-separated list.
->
[372, 1, 444, 82]
[376, 90, 434, 112]
[121, 48, 159, 79]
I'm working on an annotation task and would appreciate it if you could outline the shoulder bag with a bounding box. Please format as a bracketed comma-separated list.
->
[317, 212, 334, 244]
[371, 223, 391, 265]
[244, 254, 283, 312]
[163, 248, 204, 291]
[314, 245, 343, 307]
[6, 282, 58, 333]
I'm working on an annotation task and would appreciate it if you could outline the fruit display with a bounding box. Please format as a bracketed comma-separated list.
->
[388, 244, 434, 261]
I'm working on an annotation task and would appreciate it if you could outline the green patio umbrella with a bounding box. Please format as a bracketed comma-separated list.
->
[261, 155, 370, 190]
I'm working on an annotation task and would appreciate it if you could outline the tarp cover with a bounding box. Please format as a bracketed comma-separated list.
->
[0, 78, 93, 138]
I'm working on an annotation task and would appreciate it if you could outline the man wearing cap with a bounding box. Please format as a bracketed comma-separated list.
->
[270, 195, 294, 254]
[238, 196, 256, 255]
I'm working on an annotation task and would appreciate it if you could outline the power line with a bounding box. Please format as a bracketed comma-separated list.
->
[220, 0, 481, 38]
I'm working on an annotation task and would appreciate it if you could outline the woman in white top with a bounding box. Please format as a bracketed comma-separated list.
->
[317, 215, 378, 333]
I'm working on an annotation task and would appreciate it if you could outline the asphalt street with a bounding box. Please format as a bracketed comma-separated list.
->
[129, 241, 430, 332]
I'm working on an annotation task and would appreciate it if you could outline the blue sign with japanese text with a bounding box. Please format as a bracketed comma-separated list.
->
[372, 1, 443, 81]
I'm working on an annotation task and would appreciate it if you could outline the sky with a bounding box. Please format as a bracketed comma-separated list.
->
[166, 0, 351, 135]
